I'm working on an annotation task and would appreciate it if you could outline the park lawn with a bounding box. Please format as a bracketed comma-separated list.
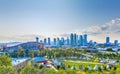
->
[63, 60, 103, 68]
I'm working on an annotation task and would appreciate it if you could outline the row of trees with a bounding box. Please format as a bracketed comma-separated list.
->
[93, 52, 120, 60]
[9, 46, 35, 58]
[9, 47, 84, 59]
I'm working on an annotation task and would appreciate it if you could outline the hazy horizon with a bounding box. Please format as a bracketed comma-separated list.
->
[0, 0, 120, 43]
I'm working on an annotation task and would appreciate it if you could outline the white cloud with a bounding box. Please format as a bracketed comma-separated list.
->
[79, 18, 120, 42]
[81, 18, 120, 35]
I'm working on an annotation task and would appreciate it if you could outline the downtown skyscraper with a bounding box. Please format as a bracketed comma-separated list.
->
[48, 37, 51, 45]
[106, 37, 110, 44]
[70, 33, 74, 46]
[83, 34, 87, 46]
[79, 35, 83, 46]
[53, 38, 57, 46]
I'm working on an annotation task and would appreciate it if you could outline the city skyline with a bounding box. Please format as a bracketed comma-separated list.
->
[0, 0, 120, 42]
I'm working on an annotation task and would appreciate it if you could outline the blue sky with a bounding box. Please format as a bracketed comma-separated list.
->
[0, 0, 120, 42]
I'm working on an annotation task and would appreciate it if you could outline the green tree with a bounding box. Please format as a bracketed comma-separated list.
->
[21, 51, 26, 57]
[118, 48, 120, 51]
[29, 50, 34, 58]
[0, 55, 12, 66]
[20, 62, 38, 74]
[106, 48, 113, 51]
[0, 66, 18, 74]
[17, 46, 25, 57]
[25, 49, 29, 57]
[0, 55, 18, 74]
